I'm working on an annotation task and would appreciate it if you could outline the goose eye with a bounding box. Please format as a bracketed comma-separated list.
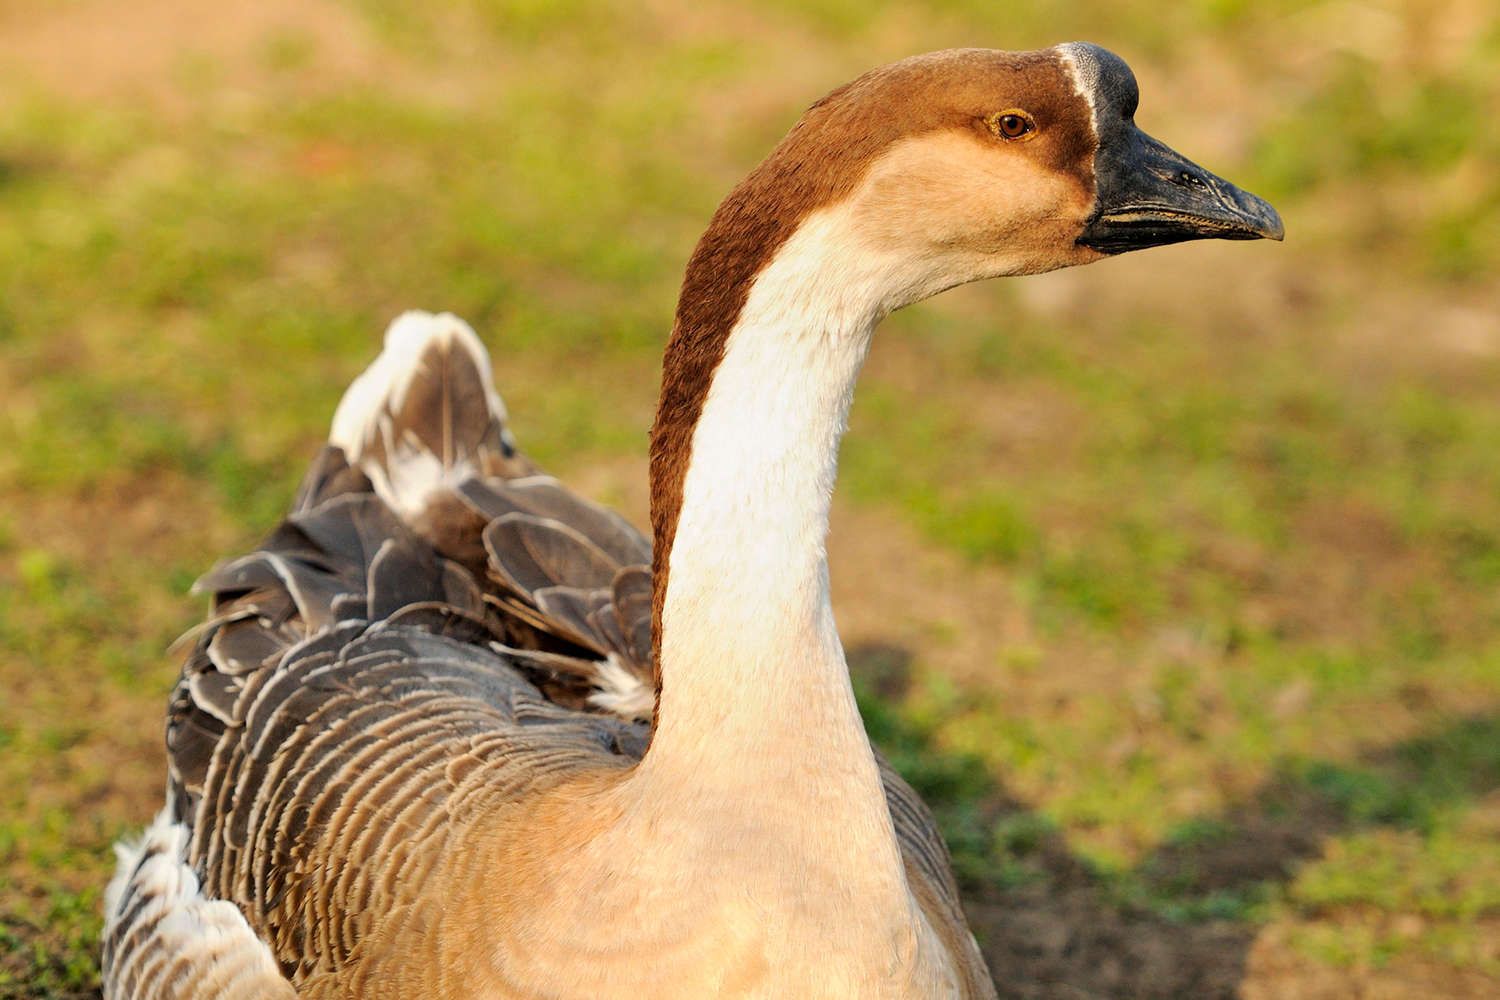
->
[989, 110, 1036, 141]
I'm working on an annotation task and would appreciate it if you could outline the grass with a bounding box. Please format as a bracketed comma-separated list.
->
[2, 0, 1499, 996]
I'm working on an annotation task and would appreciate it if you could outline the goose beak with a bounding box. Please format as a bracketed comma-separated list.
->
[1077, 125, 1284, 253]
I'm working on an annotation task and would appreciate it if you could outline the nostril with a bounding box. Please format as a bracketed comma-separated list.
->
[1176, 170, 1206, 188]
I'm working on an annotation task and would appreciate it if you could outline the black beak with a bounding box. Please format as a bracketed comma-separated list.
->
[1077, 124, 1284, 254]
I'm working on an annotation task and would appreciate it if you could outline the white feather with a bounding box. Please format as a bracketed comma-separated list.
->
[587, 653, 655, 722]
[329, 310, 512, 517]
[1055, 42, 1102, 135]
[103, 810, 294, 999]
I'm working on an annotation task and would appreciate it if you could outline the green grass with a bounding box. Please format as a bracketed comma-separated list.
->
[3, 0, 1499, 996]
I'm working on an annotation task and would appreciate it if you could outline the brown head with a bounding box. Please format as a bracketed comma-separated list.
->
[648, 44, 1282, 703]
[673, 44, 1281, 324]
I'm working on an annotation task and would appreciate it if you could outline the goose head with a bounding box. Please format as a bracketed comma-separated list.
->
[654, 44, 1284, 639]
[704, 43, 1283, 313]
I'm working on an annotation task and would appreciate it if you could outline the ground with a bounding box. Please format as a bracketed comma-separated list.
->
[1, 0, 1498, 997]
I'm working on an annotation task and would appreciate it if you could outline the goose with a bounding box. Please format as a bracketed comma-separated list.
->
[101, 42, 1281, 999]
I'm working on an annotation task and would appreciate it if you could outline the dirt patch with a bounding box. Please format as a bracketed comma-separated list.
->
[978, 888, 1500, 1000]
[830, 503, 1041, 685]
[0, 914, 101, 1000]
[971, 887, 1252, 1000]
[1244, 925, 1500, 1000]
[0, 0, 378, 105]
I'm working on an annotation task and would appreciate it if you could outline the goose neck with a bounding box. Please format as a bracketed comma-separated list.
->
[639, 202, 899, 855]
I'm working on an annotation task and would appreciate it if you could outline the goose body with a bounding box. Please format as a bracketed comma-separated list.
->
[103, 43, 1280, 999]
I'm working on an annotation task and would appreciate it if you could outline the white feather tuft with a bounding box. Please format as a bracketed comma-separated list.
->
[103, 810, 294, 999]
[587, 653, 656, 723]
[329, 311, 512, 518]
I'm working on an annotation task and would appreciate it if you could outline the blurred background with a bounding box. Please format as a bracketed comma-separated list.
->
[1, 0, 1498, 996]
